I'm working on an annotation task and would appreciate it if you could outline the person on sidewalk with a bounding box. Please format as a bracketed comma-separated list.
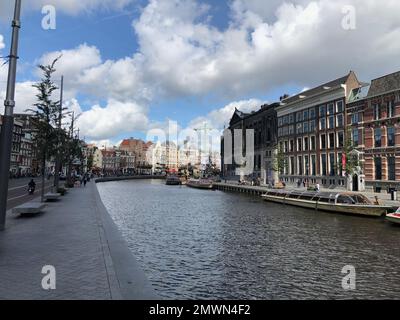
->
[83, 177, 87, 187]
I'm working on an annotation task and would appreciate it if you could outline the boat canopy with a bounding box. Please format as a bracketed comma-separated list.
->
[264, 190, 373, 205]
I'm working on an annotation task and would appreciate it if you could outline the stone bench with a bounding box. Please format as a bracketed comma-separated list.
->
[12, 202, 46, 216]
[44, 193, 62, 202]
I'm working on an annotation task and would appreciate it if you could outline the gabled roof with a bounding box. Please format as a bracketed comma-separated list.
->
[367, 71, 400, 97]
[282, 71, 357, 105]
[229, 108, 250, 126]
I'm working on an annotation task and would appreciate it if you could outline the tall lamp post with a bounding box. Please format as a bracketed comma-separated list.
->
[0, 0, 22, 231]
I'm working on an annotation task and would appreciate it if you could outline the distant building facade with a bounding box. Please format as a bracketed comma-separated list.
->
[221, 103, 278, 184]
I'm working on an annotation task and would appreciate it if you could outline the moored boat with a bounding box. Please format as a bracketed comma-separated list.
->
[261, 190, 391, 217]
[186, 178, 213, 190]
[166, 175, 182, 186]
[386, 208, 400, 225]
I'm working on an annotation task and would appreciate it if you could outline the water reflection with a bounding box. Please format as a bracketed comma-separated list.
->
[97, 179, 400, 299]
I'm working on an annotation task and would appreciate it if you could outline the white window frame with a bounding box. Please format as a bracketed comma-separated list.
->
[337, 131, 344, 148]
[310, 135, 316, 151]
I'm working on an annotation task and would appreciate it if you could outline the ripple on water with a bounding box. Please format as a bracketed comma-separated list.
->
[97, 180, 400, 300]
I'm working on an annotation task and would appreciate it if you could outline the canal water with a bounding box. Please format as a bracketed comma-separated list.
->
[97, 179, 400, 300]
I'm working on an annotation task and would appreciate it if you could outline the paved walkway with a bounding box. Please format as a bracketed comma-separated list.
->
[0, 182, 156, 300]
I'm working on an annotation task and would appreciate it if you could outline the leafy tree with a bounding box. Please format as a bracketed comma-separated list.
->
[343, 128, 361, 176]
[28, 57, 62, 201]
[272, 145, 287, 175]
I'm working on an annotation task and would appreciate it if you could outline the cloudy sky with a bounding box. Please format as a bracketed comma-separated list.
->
[0, 0, 400, 146]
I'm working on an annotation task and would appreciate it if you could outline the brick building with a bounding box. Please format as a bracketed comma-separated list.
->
[119, 138, 153, 169]
[0, 116, 23, 177]
[276, 71, 362, 188]
[347, 71, 400, 192]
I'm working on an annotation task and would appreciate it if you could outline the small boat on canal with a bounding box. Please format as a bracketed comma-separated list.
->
[261, 190, 392, 217]
[186, 178, 214, 190]
[166, 175, 182, 186]
[386, 208, 400, 225]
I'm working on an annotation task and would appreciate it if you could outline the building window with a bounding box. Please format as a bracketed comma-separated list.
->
[328, 103, 335, 115]
[375, 157, 382, 180]
[329, 153, 336, 176]
[375, 128, 382, 148]
[297, 138, 302, 152]
[320, 118, 326, 130]
[304, 155, 310, 175]
[311, 155, 316, 176]
[338, 131, 344, 148]
[298, 156, 303, 175]
[387, 101, 395, 118]
[374, 104, 381, 120]
[283, 116, 289, 125]
[329, 133, 335, 149]
[388, 157, 396, 181]
[353, 128, 359, 147]
[337, 114, 344, 127]
[304, 137, 309, 151]
[303, 110, 309, 120]
[321, 134, 326, 149]
[388, 127, 395, 147]
[310, 108, 316, 119]
[290, 157, 295, 175]
[336, 100, 344, 113]
[309, 120, 316, 132]
[296, 112, 303, 122]
[303, 122, 309, 133]
[311, 136, 316, 151]
[296, 123, 303, 134]
[284, 141, 289, 153]
[321, 154, 327, 176]
[290, 140, 295, 152]
[319, 105, 326, 117]
[328, 116, 335, 129]
[338, 153, 343, 174]
[289, 114, 295, 124]
[351, 113, 360, 124]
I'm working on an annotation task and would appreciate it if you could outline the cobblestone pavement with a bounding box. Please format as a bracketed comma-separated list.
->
[0, 182, 121, 300]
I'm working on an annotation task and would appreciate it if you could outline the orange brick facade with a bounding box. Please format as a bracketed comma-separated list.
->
[347, 84, 400, 191]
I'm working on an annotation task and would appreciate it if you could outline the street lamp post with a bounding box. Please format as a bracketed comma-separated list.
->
[0, 0, 22, 231]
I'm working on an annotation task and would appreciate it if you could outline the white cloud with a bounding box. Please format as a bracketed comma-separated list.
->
[0, 0, 136, 19]
[0, 81, 37, 114]
[38, 44, 102, 100]
[6, 0, 400, 141]
[129, 0, 400, 99]
[38, 44, 151, 103]
[189, 99, 265, 131]
[76, 99, 149, 140]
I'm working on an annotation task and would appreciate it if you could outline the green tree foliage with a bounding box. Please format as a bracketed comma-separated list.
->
[272, 146, 287, 175]
[343, 128, 361, 175]
[28, 58, 62, 161]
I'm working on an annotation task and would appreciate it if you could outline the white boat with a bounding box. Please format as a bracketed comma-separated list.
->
[261, 190, 392, 217]
[386, 208, 400, 225]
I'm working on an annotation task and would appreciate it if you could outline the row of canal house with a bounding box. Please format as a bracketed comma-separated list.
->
[222, 70, 400, 192]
